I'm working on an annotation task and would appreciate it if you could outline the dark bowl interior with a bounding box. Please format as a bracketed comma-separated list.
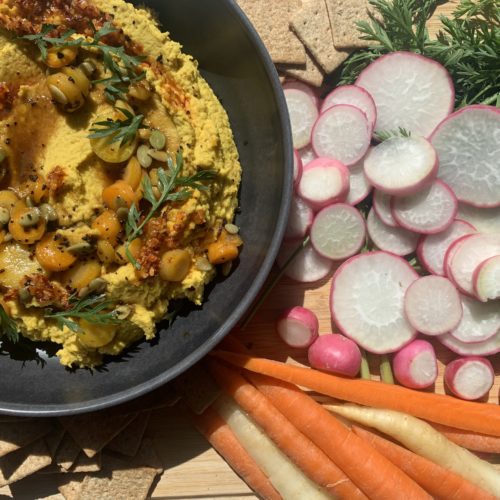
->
[0, 0, 292, 416]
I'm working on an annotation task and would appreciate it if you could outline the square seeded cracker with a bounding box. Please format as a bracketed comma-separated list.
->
[277, 48, 325, 88]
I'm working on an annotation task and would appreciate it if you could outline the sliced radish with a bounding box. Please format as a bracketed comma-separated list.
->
[391, 180, 458, 234]
[417, 219, 476, 276]
[474, 255, 500, 302]
[364, 137, 438, 196]
[310, 204, 366, 260]
[346, 155, 372, 206]
[293, 149, 303, 189]
[297, 158, 349, 211]
[330, 251, 418, 353]
[449, 295, 500, 344]
[277, 239, 333, 283]
[298, 144, 317, 166]
[276, 306, 319, 348]
[403, 276, 462, 336]
[440, 330, 500, 357]
[431, 105, 500, 208]
[373, 190, 397, 227]
[457, 204, 500, 235]
[356, 51, 454, 137]
[444, 357, 494, 401]
[443, 234, 476, 280]
[284, 195, 313, 240]
[392, 339, 438, 390]
[311, 104, 371, 167]
[448, 233, 500, 295]
[367, 209, 419, 256]
[284, 88, 318, 149]
[320, 85, 377, 130]
[283, 80, 320, 108]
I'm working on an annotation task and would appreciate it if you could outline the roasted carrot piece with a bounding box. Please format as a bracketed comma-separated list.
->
[208, 360, 367, 500]
[191, 406, 281, 500]
[429, 423, 500, 454]
[211, 351, 500, 437]
[352, 425, 497, 500]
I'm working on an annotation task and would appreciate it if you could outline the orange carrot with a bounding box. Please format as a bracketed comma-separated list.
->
[246, 370, 430, 500]
[191, 406, 281, 500]
[208, 359, 367, 500]
[352, 425, 497, 500]
[429, 423, 500, 454]
[211, 351, 500, 436]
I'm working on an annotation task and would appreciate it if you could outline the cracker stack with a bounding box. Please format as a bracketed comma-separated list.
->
[236, 0, 374, 87]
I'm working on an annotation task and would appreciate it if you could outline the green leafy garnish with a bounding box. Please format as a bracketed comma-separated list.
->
[374, 127, 412, 141]
[125, 153, 217, 268]
[46, 294, 121, 333]
[0, 305, 19, 343]
[88, 107, 145, 145]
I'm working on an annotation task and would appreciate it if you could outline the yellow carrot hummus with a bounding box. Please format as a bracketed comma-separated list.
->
[0, 0, 242, 367]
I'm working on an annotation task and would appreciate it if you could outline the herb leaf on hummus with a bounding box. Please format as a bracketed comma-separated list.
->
[88, 108, 145, 145]
[0, 305, 19, 343]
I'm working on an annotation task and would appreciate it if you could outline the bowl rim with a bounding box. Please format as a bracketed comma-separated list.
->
[2, 0, 293, 417]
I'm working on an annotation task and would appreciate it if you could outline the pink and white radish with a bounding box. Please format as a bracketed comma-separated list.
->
[330, 251, 418, 353]
[440, 330, 500, 357]
[276, 306, 319, 348]
[431, 105, 500, 208]
[448, 233, 500, 296]
[284, 195, 313, 240]
[367, 209, 419, 256]
[283, 80, 320, 108]
[298, 145, 317, 166]
[284, 88, 318, 149]
[293, 149, 303, 189]
[443, 234, 475, 280]
[297, 158, 349, 211]
[364, 136, 438, 196]
[346, 151, 372, 206]
[403, 276, 462, 336]
[310, 204, 366, 261]
[277, 239, 333, 283]
[320, 85, 377, 130]
[449, 295, 500, 344]
[373, 190, 397, 227]
[392, 339, 438, 389]
[311, 104, 371, 167]
[444, 357, 494, 401]
[308, 334, 362, 377]
[473, 255, 500, 302]
[391, 180, 458, 234]
[356, 51, 454, 137]
[457, 204, 500, 234]
[417, 219, 476, 276]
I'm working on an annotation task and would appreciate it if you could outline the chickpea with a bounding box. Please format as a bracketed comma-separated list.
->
[61, 66, 91, 97]
[46, 72, 85, 113]
[46, 46, 79, 69]
[8, 201, 47, 244]
[92, 210, 122, 246]
[102, 181, 136, 211]
[122, 157, 143, 190]
[78, 320, 117, 348]
[61, 260, 101, 291]
[97, 240, 116, 265]
[115, 238, 142, 265]
[0, 190, 18, 210]
[35, 232, 77, 272]
[159, 249, 191, 282]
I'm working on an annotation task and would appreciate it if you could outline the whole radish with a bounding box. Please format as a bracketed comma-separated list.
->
[393, 339, 438, 390]
[444, 357, 494, 401]
[308, 334, 361, 377]
[276, 306, 319, 348]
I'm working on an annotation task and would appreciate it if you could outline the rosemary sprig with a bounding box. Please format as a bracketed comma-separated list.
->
[88, 107, 145, 144]
[374, 126, 412, 141]
[125, 153, 217, 268]
[46, 294, 120, 333]
[0, 305, 19, 343]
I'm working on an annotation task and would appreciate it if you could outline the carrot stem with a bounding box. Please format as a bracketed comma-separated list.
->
[379, 355, 394, 384]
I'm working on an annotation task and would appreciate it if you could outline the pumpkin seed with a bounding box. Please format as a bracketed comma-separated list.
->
[195, 257, 212, 272]
[88, 277, 107, 293]
[113, 305, 132, 320]
[116, 206, 129, 221]
[39, 203, 58, 222]
[19, 208, 41, 227]
[25, 196, 34, 208]
[149, 130, 166, 151]
[67, 242, 93, 254]
[48, 84, 68, 105]
[0, 207, 10, 226]
[148, 149, 169, 163]
[221, 261, 232, 277]
[224, 223, 239, 235]
[78, 286, 90, 298]
[137, 144, 152, 168]
[79, 60, 96, 78]
[3, 232, 12, 242]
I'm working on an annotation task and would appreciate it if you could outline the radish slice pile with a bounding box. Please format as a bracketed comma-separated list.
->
[474, 255, 500, 302]
[364, 137, 438, 196]
[310, 204, 366, 260]
[356, 51, 454, 137]
[283, 80, 320, 108]
[311, 105, 371, 166]
[391, 180, 457, 234]
[284, 195, 313, 240]
[284, 88, 318, 149]
[444, 357, 494, 401]
[440, 330, 500, 357]
[392, 340, 438, 390]
[330, 252, 418, 353]
[457, 204, 500, 234]
[403, 276, 462, 336]
[373, 190, 397, 227]
[431, 106, 500, 208]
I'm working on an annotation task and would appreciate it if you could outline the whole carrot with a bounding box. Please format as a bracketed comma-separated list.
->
[208, 360, 367, 500]
[352, 425, 497, 500]
[430, 423, 500, 454]
[211, 351, 500, 436]
[191, 406, 281, 500]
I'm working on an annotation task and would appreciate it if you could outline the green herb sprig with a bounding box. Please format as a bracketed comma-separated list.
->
[374, 127, 412, 141]
[46, 294, 120, 333]
[0, 305, 19, 343]
[125, 153, 217, 268]
[88, 107, 145, 145]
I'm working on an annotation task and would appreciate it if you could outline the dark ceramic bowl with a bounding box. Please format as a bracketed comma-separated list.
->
[0, 0, 292, 415]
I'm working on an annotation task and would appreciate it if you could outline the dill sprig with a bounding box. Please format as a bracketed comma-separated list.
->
[374, 126, 412, 141]
[46, 294, 120, 333]
[125, 153, 217, 268]
[88, 107, 145, 144]
[0, 305, 19, 343]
